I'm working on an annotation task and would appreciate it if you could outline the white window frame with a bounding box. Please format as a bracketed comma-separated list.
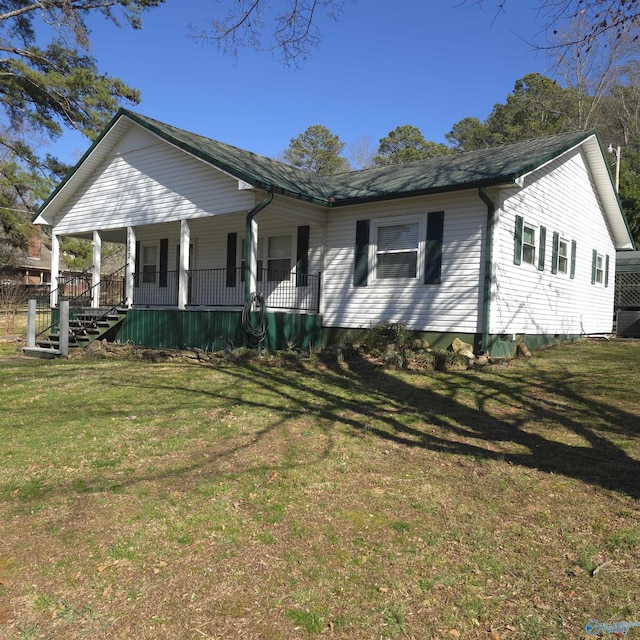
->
[142, 244, 157, 283]
[372, 216, 424, 282]
[595, 253, 604, 284]
[557, 238, 569, 275]
[267, 234, 292, 281]
[521, 223, 537, 267]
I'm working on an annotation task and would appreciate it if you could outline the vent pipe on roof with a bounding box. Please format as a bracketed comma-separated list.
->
[478, 186, 496, 355]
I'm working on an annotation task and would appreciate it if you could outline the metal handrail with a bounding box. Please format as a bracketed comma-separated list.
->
[35, 265, 127, 340]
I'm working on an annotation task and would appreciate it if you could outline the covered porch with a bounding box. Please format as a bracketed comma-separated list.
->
[37, 214, 323, 352]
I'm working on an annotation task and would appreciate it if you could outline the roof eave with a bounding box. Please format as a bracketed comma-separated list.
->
[329, 175, 517, 207]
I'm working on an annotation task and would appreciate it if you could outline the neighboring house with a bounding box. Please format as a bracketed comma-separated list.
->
[33, 109, 634, 356]
[1, 225, 51, 291]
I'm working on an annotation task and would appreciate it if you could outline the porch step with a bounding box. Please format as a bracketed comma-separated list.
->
[22, 347, 61, 359]
[25, 306, 129, 358]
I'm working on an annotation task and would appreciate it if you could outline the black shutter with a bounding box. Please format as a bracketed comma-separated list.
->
[591, 249, 598, 285]
[538, 226, 547, 271]
[570, 240, 577, 279]
[296, 225, 310, 287]
[551, 231, 559, 274]
[134, 240, 140, 288]
[605, 254, 610, 287]
[226, 233, 237, 287]
[514, 216, 523, 265]
[159, 238, 168, 287]
[354, 219, 370, 287]
[424, 211, 444, 284]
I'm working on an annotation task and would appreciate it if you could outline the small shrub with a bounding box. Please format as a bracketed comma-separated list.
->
[433, 349, 469, 372]
[362, 321, 413, 352]
[382, 347, 406, 369]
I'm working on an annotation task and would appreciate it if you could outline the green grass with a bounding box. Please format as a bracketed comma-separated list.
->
[0, 340, 639, 639]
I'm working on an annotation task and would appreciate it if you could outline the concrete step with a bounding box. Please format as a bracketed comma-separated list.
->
[22, 347, 61, 359]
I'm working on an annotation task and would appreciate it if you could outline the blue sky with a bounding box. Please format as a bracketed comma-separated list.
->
[53, 0, 554, 166]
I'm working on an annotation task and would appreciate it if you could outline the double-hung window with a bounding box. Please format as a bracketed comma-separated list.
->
[558, 239, 568, 274]
[522, 224, 536, 266]
[267, 235, 292, 281]
[375, 221, 420, 279]
[595, 253, 604, 284]
[514, 216, 539, 267]
[591, 250, 610, 286]
[142, 245, 157, 283]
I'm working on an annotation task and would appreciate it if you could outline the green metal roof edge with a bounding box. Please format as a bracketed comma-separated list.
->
[326, 175, 517, 207]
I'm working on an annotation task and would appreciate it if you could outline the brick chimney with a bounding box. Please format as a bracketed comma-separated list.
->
[27, 224, 41, 259]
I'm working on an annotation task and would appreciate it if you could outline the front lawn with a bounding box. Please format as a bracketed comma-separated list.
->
[0, 340, 638, 639]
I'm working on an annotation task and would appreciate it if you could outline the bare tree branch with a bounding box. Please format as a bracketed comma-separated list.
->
[190, 0, 346, 65]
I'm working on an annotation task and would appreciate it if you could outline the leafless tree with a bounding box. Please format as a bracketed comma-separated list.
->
[190, 0, 346, 65]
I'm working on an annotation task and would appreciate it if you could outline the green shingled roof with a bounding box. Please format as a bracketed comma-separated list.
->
[324, 130, 597, 205]
[38, 108, 599, 216]
[123, 110, 596, 206]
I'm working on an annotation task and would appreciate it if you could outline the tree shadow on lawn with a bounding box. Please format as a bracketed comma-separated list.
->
[216, 354, 640, 499]
[55, 351, 639, 501]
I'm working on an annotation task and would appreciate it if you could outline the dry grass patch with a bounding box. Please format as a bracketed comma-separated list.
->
[0, 340, 639, 639]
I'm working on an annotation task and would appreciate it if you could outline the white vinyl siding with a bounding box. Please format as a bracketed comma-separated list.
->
[323, 193, 484, 333]
[492, 149, 616, 336]
[51, 134, 255, 234]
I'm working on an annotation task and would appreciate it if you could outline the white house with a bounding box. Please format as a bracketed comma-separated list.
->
[32, 109, 634, 356]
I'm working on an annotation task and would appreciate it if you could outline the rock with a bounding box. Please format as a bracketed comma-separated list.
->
[516, 341, 532, 357]
[451, 337, 475, 359]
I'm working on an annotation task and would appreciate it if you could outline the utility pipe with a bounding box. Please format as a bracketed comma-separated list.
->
[244, 191, 274, 302]
[478, 186, 496, 355]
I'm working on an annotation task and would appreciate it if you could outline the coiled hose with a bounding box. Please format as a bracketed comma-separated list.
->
[242, 292, 268, 347]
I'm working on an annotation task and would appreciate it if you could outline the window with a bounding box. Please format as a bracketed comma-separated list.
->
[558, 239, 568, 274]
[241, 235, 293, 282]
[376, 222, 419, 279]
[142, 245, 157, 283]
[514, 216, 539, 267]
[522, 224, 536, 265]
[591, 250, 609, 286]
[267, 235, 292, 281]
[595, 254, 604, 284]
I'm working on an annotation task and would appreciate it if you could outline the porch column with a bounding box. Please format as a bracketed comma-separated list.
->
[125, 227, 136, 308]
[246, 216, 258, 299]
[50, 233, 60, 308]
[91, 230, 102, 308]
[178, 219, 191, 310]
